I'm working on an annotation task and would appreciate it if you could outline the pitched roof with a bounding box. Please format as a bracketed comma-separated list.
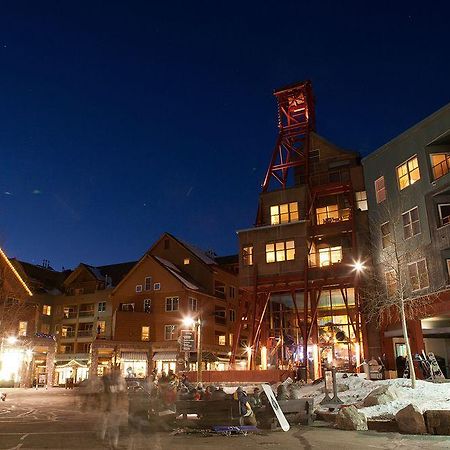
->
[215, 254, 238, 266]
[153, 256, 200, 290]
[77, 261, 137, 287]
[11, 259, 69, 294]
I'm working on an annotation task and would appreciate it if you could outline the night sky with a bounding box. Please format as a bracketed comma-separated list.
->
[0, 1, 449, 270]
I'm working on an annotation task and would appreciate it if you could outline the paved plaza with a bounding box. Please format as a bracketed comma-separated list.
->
[0, 389, 449, 449]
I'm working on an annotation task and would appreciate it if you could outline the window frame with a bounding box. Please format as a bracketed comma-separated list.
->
[270, 202, 299, 225]
[135, 284, 143, 293]
[437, 203, 450, 227]
[385, 270, 397, 297]
[98, 301, 106, 312]
[355, 191, 368, 211]
[402, 206, 421, 240]
[430, 153, 450, 181]
[380, 221, 391, 249]
[188, 297, 198, 311]
[144, 277, 152, 291]
[242, 246, 253, 266]
[143, 298, 151, 313]
[165, 296, 179, 312]
[265, 240, 295, 263]
[141, 326, 150, 341]
[42, 305, 52, 316]
[375, 176, 386, 204]
[407, 259, 430, 292]
[396, 155, 421, 190]
[154, 282, 161, 291]
[121, 302, 135, 312]
[164, 324, 178, 341]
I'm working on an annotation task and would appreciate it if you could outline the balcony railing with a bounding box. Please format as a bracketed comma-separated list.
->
[315, 208, 351, 225]
[79, 310, 95, 317]
[77, 330, 93, 337]
[63, 312, 77, 319]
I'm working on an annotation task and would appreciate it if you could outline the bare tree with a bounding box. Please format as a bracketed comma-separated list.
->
[361, 199, 440, 388]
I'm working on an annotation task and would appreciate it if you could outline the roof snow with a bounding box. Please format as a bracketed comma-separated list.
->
[154, 256, 199, 290]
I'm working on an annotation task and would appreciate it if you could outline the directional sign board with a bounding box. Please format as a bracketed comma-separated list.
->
[180, 329, 195, 352]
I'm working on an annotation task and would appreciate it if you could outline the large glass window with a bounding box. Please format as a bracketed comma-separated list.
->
[266, 240, 295, 263]
[318, 246, 342, 267]
[42, 305, 52, 316]
[431, 153, 450, 180]
[355, 191, 368, 211]
[397, 156, 420, 190]
[402, 207, 420, 239]
[408, 259, 429, 291]
[270, 202, 299, 225]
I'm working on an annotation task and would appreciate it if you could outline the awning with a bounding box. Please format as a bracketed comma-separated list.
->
[188, 352, 219, 363]
[152, 352, 178, 361]
[55, 359, 89, 368]
[121, 352, 148, 361]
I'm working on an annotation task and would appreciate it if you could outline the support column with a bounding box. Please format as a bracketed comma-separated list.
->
[90, 345, 99, 378]
[45, 345, 56, 388]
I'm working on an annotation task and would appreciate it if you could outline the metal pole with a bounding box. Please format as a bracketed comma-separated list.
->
[196, 319, 202, 384]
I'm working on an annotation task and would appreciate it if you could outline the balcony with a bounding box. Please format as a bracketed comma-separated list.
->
[308, 247, 353, 268]
[77, 330, 94, 338]
[315, 207, 351, 225]
[63, 311, 77, 320]
[60, 330, 76, 339]
[79, 310, 95, 317]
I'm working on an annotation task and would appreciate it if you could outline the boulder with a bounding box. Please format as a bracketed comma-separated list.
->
[363, 385, 398, 407]
[335, 405, 368, 431]
[395, 404, 427, 434]
[425, 410, 450, 435]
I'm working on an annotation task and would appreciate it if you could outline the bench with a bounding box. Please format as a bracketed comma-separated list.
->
[256, 398, 314, 429]
[176, 399, 241, 426]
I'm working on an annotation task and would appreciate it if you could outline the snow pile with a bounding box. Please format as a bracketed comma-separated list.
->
[305, 374, 450, 420]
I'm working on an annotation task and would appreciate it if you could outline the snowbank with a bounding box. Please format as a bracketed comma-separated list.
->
[305, 374, 450, 419]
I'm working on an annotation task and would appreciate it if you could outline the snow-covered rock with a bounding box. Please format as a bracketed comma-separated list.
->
[395, 404, 427, 434]
[363, 385, 398, 407]
[335, 405, 368, 431]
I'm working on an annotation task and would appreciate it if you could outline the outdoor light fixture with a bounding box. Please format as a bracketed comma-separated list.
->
[352, 260, 365, 272]
[6, 336, 18, 345]
[182, 316, 195, 328]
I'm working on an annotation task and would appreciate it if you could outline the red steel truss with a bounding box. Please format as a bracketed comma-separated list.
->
[261, 80, 315, 193]
[231, 81, 364, 376]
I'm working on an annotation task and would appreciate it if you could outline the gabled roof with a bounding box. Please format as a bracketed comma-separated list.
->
[165, 233, 218, 266]
[153, 256, 200, 290]
[65, 261, 137, 288]
[2, 252, 34, 296]
[215, 254, 239, 266]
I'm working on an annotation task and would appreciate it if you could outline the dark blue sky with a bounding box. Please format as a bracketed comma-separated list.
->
[0, 1, 449, 269]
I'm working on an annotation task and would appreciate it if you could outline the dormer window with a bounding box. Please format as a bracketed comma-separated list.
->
[270, 202, 299, 225]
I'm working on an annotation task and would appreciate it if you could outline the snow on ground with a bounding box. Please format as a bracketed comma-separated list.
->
[304, 374, 450, 419]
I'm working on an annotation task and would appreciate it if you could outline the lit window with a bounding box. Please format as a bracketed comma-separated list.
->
[184, 258, 190, 265]
[218, 335, 226, 346]
[355, 191, 368, 211]
[381, 222, 391, 248]
[141, 326, 150, 341]
[438, 204, 450, 227]
[318, 246, 342, 267]
[431, 153, 450, 181]
[97, 320, 106, 334]
[315, 204, 348, 224]
[136, 284, 143, 293]
[397, 156, 420, 190]
[98, 301, 106, 312]
[375, 176, 386, 203]
[18, 321, 27, 337]
[408, 259, 429, 291]
[229, 333, 233, 346]
[402, 207, 420, 239]
[242, 246, 253, 266]
[164, 324, 178, 340]
[385, 271, 397, 297]
[188, 297, 197, 311]
[42, 305, 52, 316]
[266, 240, 295, 263]
[154, 283, 161, 290]
[144, 299, 151, 313]
[270, 202, 299, 225]
[165, 296, 179, 312]
[144, 277, 152, 291]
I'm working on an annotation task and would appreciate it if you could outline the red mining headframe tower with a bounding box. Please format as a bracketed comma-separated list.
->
[232, 80, 366, 378]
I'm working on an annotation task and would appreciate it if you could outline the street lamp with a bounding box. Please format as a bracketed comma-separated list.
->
[182, 316, 202, 383]
[6, 336, 17, 345]
[351, 260, 365, 273]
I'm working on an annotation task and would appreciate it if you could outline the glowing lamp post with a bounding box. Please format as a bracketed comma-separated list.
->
[182, 316, 202, 383]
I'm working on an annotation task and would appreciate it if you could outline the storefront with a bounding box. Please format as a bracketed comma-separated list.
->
[55, 360, 89, 385]
[152, 352, 177, 374]
[121, 352, 148, 378]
